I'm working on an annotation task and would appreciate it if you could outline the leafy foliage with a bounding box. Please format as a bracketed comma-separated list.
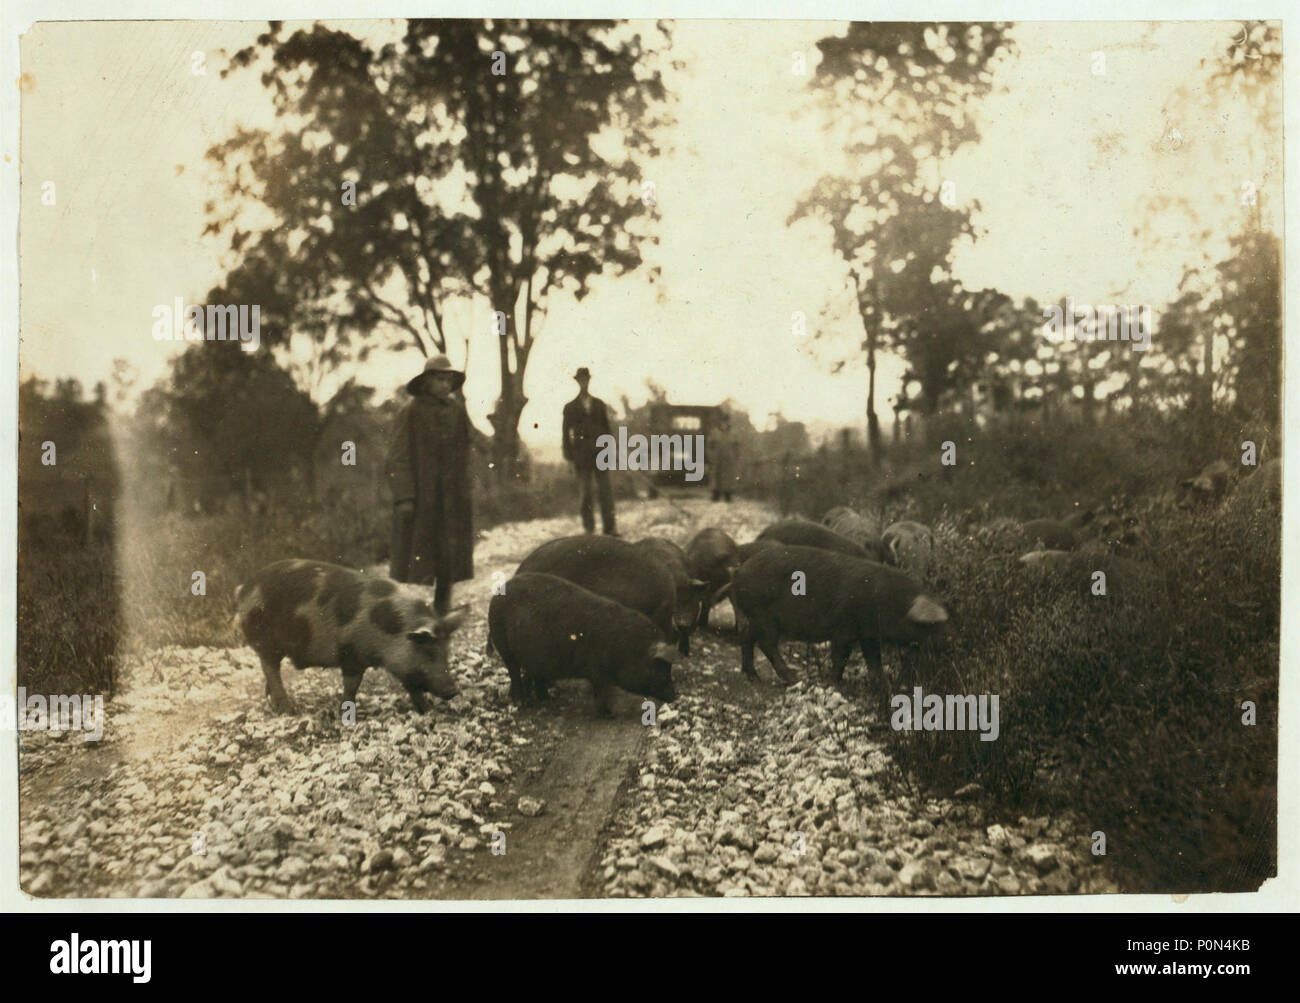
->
[211, 19, 675, 474]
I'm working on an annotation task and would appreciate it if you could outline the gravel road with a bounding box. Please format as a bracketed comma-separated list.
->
[18, 498, 1116, 899]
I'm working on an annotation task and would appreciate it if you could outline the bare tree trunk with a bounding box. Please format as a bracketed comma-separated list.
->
[866, 339, 880, 461]
[860, 276, 882, 463]
[1201, 326, 1215, 413]
[492, 356, 530, 487]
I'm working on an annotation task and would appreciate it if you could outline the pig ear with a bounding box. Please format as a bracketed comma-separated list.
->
[436, 608, 467, 634]
[649, 641, 681, 664]
[906, 595, 948, 625]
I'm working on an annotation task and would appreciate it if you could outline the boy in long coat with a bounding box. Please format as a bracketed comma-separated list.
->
[386, 354, 474, 613]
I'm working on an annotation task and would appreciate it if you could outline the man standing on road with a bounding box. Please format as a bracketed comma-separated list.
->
[711, 409, 741, 502]
[562, 367, 616, 535]
[386, 354, 474, 613]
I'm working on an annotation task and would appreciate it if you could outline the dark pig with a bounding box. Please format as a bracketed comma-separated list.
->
[236, 559, 465, 714]
[516, 535, 677, 643]
[489, 572, 679, 715]
[732, 544, 948, 686]
[881, 520, 936, 577]
[757, 519, 870, 559]
[821, 505, 857, 528]
[1180, 459, 1233, 503]
[821, 507, 884, 559]
[633, 537, 708, 655]
[733, 537, 780, 565]
[1020, 519, 1077, 551]
[684, 528, 740, 628]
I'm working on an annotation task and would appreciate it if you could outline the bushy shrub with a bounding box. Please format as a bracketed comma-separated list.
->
[854, 410, 1279, 892]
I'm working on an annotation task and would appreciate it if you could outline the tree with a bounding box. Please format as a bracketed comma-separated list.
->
[212, 19, 674, 480]
[790, 23, 1014, 455]
[134, 345, 319, 510]
[1132, 22, 1281, 416]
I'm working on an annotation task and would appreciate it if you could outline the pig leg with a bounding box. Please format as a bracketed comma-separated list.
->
[402, 683, 432, 714]
[531, 678, 550, 702]
[738, 616, 759, 678]
[590, 677, 614, 717]
[754, 634, 796, 685]
[677, 627, 691, 657]
[499, 646, 526, 704]
[340, 649, 366, 710]
[858, 636, 884, 686]
[259, 654, 298, 715]
[830, 638, 854, 685]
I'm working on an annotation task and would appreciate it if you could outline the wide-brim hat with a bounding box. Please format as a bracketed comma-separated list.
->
[407, 354, 465, 394]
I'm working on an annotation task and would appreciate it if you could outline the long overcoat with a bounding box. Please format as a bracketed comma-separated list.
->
[386, 392, 474, 585]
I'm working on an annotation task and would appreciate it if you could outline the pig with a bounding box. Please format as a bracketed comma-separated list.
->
[976, 516, 1021, 548]
[235, 559, 465, 714]
[756, 519, 870, 559]
[698, 537, 782, 628]
[516, 535, 677, 644]
[633, 537, 709, 655]
[821, 505, 857, 528]
[881, 520, 936, 577]
[1060, 506, 1139, 549]
[1020, 518, 1078, 551]
[734, 537, 780, 565]
[488, 572, 679, 716]
[1180, 459, 1233, 503]
[731, 544, 948, 686]
[1018, 548, 1164, 597]
[821, 506, 884, 559]
[1227, 457, 1281, 509]
[1061, 507, 1096, 533]
[1018, 549, 1072, 570]
[685, 528, 740, 628]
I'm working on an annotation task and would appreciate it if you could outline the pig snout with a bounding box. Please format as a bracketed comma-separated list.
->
[419, 658, 459, 700]
[645, 641, 680, 703]
[645, 674, 677, 704]
[406, 614, 466, 702]
[899, 594, 949, 642]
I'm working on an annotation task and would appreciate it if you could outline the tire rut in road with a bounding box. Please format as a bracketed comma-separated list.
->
[446, 686, 650, 901]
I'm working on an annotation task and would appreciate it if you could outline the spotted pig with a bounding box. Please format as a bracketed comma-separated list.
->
[235, 559, 465, 714]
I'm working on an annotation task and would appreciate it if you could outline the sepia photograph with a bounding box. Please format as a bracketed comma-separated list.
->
[10, 9, 1284, 908]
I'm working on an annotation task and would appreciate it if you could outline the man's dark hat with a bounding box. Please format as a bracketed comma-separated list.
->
[408, 354, 465, 394]
[574, 367, 591, 382]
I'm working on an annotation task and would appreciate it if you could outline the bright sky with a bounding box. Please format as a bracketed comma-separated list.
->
[19, 19, 1277, 459]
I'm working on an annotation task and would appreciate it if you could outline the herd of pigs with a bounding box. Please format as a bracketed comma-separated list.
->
[234, 456, 1277, 720]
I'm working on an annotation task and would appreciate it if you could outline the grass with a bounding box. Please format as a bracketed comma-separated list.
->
[748, 408, 1278, 893]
